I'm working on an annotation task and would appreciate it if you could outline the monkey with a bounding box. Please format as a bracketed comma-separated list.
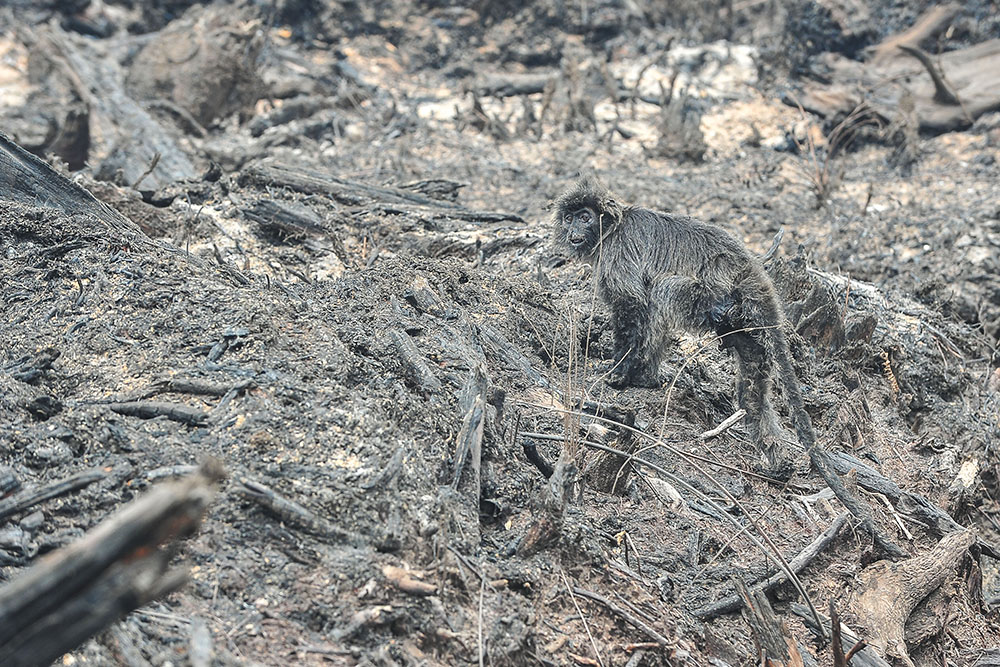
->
[551, 178, 907, 557]
[553, 177, 805, 474]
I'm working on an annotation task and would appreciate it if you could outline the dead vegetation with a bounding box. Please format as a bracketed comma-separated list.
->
[0, 0, 999, 665]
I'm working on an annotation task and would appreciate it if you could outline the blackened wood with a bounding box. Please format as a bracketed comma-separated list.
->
[0, 468, 106, 521]
[33, 27, 199, 189]
[0, 133, 152, 248]
[791, 604, 892, 667]
[735, 579, 795, 664]
[236, 478, 366, 546]
[0, 464, 222, 666]
[695, 512, 850, 619]
[389, 328, 443, 395]
[452, 365, 487, 492]
[109, 401, 209, 426]
[240, 161, 522, 223]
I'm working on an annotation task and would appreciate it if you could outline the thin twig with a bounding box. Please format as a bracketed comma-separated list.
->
[520, 401, 825, 638]
[560, 569, 605, 667]
[698, 409, 746, 440]
[572, 586, 669, 647]
[478, 575, 485, 667]
[131, 151, 161, 190]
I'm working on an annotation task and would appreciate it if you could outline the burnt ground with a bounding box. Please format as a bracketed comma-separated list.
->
[1, 0, 1000, 665]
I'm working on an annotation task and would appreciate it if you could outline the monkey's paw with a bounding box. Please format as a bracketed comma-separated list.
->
[755, 447, 795, 482]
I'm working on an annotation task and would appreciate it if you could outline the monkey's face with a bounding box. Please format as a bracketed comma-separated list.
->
[562, 206, 603, 255]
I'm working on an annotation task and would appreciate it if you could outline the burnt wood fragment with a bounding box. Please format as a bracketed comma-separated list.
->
[0, 464, 222, 666]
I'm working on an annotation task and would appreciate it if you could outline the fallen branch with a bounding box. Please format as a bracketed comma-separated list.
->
[694, 512, 850, 619]
[240, 161, 522, 223]
[0, 468, 106, 522]
[236, 478, 366, 546]
[131, 378, 255, 401]
[572, 586, 670, 647]
[0, 462, 223, 666]
[109, 400, 209, 426]
[851, 529, 975, 666]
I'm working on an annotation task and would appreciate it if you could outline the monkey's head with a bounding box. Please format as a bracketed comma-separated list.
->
[553, 178, 624, 257]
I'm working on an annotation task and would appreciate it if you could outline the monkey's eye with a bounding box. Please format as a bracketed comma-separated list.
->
[577, 210, 592, 223]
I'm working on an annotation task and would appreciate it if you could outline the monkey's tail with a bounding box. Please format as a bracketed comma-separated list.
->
[766, 311, 907, 558]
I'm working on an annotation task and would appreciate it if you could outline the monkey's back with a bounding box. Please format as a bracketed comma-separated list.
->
[598, 206, 783, 326]
[603, 207, 751, 280]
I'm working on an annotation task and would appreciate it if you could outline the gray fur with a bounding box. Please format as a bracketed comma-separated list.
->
[553, 178, 811, 474]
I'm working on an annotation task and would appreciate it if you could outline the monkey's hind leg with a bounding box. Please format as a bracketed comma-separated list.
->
[609, 275, 710, 388]
[731, 332, 794, 478]
[608, 276, 727, 389]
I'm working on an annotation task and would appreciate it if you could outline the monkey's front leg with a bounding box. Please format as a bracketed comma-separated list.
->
[607, 298, 661, 388]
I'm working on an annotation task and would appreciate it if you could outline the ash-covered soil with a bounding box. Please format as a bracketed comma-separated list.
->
[1, 1, 999, 665]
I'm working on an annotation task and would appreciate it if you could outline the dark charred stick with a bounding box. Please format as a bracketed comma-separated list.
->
[760, 228, 784, 263]
[109, 401, 209, 426]
[736, 579, 804, 665]
[831, 602, 847, 667]
[148, 99, 209, 137]
[241, 162, 519, 224]
[9, 347, 60, 384]
[522, 440, 554, 478]
[360, 202, 523, 224]
[478, 323, 548, 387]
[0, 133, 151, 248]
[790, 604, 892, 667]
[571, 586, 669, 647]
[475, 73, 552, 98]
[897, 45, 961, 105]
[810, 449, 905, 559]
[130, 151, 161, 190]
[132, 378, 254, 401]
[522, 430, 802, 489]
[389, 328, 443, 395]
[0, 468, 106, 521]
[242, 199, 348, 262]
[452, 366, 487, 491]
[694, 512, 850, 619]
[0, 463, 222, 666]
[236, 478, 366, 546]
[825, 450, 1000, 558]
